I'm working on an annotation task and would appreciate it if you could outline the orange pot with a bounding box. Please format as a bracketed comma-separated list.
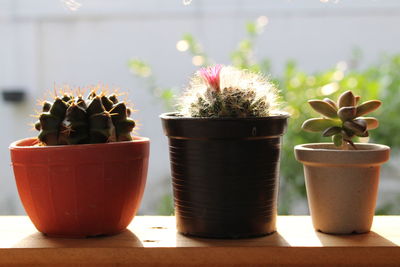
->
[9, 137, 149, 238]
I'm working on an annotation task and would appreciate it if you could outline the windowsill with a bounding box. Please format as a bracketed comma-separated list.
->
[0, 216, 399, 266]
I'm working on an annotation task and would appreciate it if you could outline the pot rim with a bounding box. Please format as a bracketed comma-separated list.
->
[294, 143, 390, 166]
[160, 111, 290, 121]
[295, 142, 390, 152]
[9, 136, 150, 151]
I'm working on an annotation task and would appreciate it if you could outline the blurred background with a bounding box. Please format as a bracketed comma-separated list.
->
[1, 0, 400, 215]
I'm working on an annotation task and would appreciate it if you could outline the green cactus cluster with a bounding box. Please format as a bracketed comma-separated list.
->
[302, 90, 381, 149]
[35, 90, 135, 146]
[180, 65, 279, 118]
[189, 87, 271, 117]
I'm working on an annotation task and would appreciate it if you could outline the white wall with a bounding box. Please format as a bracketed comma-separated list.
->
[1, 0, 400, 214]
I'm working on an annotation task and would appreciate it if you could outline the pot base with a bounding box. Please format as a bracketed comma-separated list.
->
[317, 229, 370, 235]
[43, 229, 125, 239]
[179, 230, 275, 239]
[176, 215, 277, 239]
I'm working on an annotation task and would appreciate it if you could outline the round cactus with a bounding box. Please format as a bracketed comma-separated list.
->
[35, 90, 135, 146]
[302, 90, 381, 149]
[179, 65, 280, 118]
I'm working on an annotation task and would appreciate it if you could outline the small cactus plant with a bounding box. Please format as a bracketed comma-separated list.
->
[179, 65, 280, 118]
[302, 90, 381, 149]
[34, 88, 135, 146]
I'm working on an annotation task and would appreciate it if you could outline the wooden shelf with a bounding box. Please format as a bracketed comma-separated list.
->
[0, 216, 399, 266]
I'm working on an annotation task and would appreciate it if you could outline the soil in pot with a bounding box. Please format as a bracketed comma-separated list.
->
[161, 112, 289, 238]
[295, 143, 390, 235]
[9, 137, 149, 238]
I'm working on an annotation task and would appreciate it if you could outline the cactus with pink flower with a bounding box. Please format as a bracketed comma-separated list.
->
[179, 65, 280, 118]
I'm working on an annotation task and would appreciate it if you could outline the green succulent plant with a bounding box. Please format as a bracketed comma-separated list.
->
[34, 89, 135, 146]
[302, 90, 381, 149]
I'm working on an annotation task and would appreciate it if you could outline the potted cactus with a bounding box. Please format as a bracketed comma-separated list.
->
[161, 65, 289, 238]
[294, 90, 390, 234]
[9, 88, 150, 238]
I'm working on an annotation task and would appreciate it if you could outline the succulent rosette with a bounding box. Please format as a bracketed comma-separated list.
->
[302, 90, 381, 149]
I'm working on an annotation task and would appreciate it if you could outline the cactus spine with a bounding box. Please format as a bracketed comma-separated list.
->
[35, 90, 135, 146]
[179, 65, 280, 118]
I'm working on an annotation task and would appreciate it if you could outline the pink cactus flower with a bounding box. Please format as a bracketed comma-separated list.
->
[199, 65, 223, 92]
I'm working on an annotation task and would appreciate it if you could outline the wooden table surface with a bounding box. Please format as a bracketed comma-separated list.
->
[0, 216, 399, 266]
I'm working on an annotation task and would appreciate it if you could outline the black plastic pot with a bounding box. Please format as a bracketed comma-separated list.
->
[161, 112, 289, 238]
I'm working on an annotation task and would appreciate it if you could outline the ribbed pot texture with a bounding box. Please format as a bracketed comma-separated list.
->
[295, 143, 390, 234]
[161, 112, 289, 238]
[10, 137, 149, 238]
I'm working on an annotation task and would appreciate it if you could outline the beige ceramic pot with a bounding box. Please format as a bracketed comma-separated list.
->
[295, 143, 390, 234]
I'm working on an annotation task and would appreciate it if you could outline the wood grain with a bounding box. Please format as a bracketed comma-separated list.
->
[0, 216, 399, 266]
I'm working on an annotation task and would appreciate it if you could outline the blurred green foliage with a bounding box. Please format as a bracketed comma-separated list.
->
[157, 194, 175, 216]
[128, 59, 175, 111]
[129, 20, 400, 215]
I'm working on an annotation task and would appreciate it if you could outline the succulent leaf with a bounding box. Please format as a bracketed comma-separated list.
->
[338, 106, 357, 121]
[360, 117, 379, 130]
[308, 100, 338, 118]
[323, 98, 338, 110]
[342, 128, 354, 139]
[343, 120, 367, 135]
[353, 119, 368, 129]
[355, 130, 369, 137]
[322, 126, 342, 137]
[356, 100, 382, 117]
[301, 118, 340, 132]
[355, 95, 361, 105]
[332, 134, 343, 147]
[338, 90, 356, 108]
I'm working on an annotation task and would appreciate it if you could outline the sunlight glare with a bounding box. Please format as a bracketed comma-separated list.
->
[257, 16, 269, 27]
[61, 0, 82, 11]
[333, 70, 344, 81]
[176, 40, 189, 52]
[320, 82, 339, 95]
[192, 56, 205, 66]
[336, 61, 348, 71]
